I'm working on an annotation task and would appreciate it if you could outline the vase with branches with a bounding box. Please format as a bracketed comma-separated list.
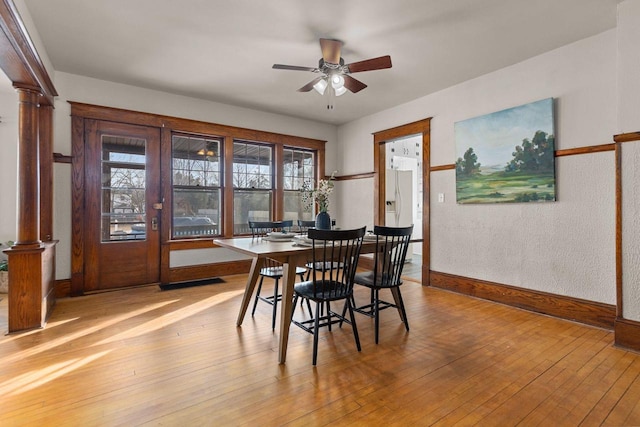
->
[301, 173, 335, 229]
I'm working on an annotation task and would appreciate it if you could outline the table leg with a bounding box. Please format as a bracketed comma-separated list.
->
[390, 286, 406, 323]
[236, 256, 264, 326]
[278, 254, 303, 364]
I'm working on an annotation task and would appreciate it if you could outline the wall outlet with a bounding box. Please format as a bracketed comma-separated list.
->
[438, 193, 445, 203]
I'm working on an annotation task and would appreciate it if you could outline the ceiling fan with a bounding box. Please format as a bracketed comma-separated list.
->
[273, 38, 392, 109]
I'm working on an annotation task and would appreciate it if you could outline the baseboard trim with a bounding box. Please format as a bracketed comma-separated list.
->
[54, 260, 252, 298]
[168, 260, 252, 284]
[55, 278, 71, 298]
[430, 271, 616, 330]
[614, 318, 640, 352]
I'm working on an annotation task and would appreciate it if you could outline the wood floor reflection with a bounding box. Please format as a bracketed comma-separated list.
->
[1, 275, 639, 426]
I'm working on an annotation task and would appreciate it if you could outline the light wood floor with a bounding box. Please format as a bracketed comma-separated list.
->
[1, 276, 640, 426]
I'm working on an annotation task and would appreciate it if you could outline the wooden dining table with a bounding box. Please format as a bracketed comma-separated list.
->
[214, 235, 379, 364]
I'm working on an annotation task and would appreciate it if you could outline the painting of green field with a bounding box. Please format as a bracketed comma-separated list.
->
[455, 98, 556, 204]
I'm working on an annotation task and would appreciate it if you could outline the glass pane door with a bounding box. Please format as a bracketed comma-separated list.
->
[101, 136, 147, 242]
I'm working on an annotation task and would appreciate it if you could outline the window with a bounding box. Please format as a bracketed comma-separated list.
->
[283, 148, 315, 221]
[233, 140, 273, 234]
[171, 134, 221, 238]
[101, 136, 147, 241]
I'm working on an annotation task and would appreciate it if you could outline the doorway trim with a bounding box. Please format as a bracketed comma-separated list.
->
[373, 118, 431, 285]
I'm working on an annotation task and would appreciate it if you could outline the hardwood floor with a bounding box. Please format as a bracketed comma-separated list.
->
[1, 276, 640, 426]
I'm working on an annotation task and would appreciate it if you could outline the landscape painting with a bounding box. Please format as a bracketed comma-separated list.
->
[454, 98, 556, 204]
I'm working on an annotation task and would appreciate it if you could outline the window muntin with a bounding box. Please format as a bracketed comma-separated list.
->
[101, 135, 147, 242]
[171, 135, 222, 238]
[233, 140, 274, 234]
[283, 148, 315, 221]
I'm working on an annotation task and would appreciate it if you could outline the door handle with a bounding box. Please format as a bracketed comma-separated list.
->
[151, 217, 158, 231]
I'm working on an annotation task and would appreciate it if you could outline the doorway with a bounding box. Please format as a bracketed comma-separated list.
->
[83, 120, 161, 291]
[385, 135, 423, 278]
[373, 118, 430, 284]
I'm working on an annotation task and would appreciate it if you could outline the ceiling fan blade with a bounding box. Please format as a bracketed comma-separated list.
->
[346, 55, 392, 73]
[273, 64, 319, 72]
[298, 76, 324, 92]
[319, 38, 342, 64]
[343, 75, 367, 93]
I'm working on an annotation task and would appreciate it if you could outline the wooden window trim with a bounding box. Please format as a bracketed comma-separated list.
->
[70, 102, 326, 291]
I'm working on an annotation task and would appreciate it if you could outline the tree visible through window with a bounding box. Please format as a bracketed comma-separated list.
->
[283, 148, 314, 222]
[171, 134, 221, 238]
[233, 140, 273, 234]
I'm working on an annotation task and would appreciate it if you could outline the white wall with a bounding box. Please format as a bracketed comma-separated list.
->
[50, 72, 338, 278]
[0, 73, 18, 246]
[617, 0, 640, 320]
[336, 29, 617, 304]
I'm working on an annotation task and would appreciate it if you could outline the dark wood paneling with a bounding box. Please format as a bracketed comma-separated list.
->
[171, 239, 217, 251]
[15, 87, 40, 245]
[169, 260, 252, 283]
[70, 103, 327, 293]
[222, 136, 234, 237]
[54, 278, 72, 298]
[70, 115, 85, 296]
[422, 129, 431, 285]
[372, 118, 431, 142]
[53, 153, 72, 163]
[39, 105, 53, 242]
[275, 144, 284, 220]
[616, 142, 623, 316]
[0, 0, 57, 105]
[69, 102, 326, 150]
[615, 318, 640, 351]
[6, 242, 56, 332]
[430, 271, 616, 330]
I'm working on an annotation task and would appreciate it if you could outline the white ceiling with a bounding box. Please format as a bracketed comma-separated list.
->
[22, 0, 619, 125]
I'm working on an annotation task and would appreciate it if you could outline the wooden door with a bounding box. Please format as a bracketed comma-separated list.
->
[84, 120, 161, 291]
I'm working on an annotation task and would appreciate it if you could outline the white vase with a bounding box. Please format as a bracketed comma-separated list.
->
[0, 271, 7, 293]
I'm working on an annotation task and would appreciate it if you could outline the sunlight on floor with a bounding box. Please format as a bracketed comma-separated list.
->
[93, 290, 243, 345]
[0, 350, 111, 396]
[0, 300, 178, 365]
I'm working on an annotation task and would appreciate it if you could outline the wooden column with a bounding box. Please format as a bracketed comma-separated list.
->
[39, 104, 54, 242]
[15, 85, 41, 246]
[6, 85, 56, 333]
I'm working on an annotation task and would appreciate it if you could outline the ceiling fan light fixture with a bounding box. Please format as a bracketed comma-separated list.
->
[274, 38, 392, 106]
[331, 74, 344, 89]
[313, 78, 328, 95]
[330, 74, 346, 96]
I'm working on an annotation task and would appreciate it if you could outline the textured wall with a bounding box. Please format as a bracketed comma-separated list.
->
[336, 29, 617, 304]
[622, 143, 640, 318]
[618, 1, 640, 321]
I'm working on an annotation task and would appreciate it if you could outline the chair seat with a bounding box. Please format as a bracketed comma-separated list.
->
[294, 280, 352, 302]
[354, 271, 403, 288]
[260, 266, 307, 278]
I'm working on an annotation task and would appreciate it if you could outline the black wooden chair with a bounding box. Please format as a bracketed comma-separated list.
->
[248, 220, 307, 330]
[291, 226, 366, 365]
[350, 224, 413, 344]
[297, 219, 343, 281]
